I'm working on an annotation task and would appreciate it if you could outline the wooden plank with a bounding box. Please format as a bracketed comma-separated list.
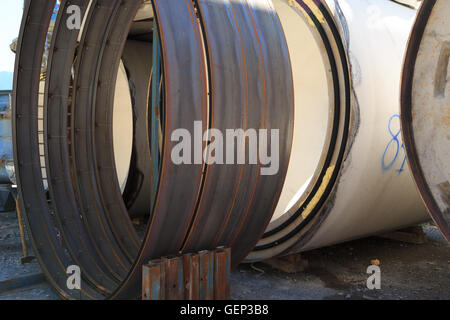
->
[378, 226, 427, 244]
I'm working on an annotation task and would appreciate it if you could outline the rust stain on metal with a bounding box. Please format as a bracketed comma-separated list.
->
[183, 253, 200, 300]
[214, 247, 231, 300]
[199, 250, 214, 300]
[162, 256, 184, 300]
[142, 259, 165, 300]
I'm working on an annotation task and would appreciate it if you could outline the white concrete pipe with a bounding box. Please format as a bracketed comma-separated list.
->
[401, 0, 450, 242]
[247, 0, 430, 261]
[113, 61, 133, 192]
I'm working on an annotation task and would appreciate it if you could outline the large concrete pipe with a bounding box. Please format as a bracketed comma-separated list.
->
[401, 0, 450, 242]
[13, 0, 294, 299]
[247, 0, 429, 261]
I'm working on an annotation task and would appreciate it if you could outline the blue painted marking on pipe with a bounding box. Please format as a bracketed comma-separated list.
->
[382, 114, 407, 174]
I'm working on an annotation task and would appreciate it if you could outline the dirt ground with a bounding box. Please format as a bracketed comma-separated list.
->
[232, 225, 449, 300]
[1, 210, 449, 300]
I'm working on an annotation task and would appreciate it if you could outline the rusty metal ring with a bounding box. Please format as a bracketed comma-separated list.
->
[14, 0, 294, 299]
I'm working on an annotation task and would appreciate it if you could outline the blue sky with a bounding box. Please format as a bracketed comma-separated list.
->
[0, 1, 23, 73]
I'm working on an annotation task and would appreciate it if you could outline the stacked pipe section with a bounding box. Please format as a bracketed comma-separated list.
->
[247, 0, 431, 261]
[12, 0, 449, 300]
[13, 0, 293, 299]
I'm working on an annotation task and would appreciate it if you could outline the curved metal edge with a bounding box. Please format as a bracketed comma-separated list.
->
[121, 40, 154, 219]
[248, 0, 351, 260]
[45, 0, 122, 293]
[225, 0, 295, 266]
[400, 0, 450, 242]
[13, 0, 102, 300]
[111, 0, 208, 299]
[70, 0, 135, 276]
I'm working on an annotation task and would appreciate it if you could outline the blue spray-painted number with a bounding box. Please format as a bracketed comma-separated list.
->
[382, 114, 407, 174]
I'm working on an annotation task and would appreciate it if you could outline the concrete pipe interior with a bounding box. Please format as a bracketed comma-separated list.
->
[248, 0, 430, 263]
[112, 2, 161, 221]
[113, 61, 133, 193]
[269, 0, 332, 227]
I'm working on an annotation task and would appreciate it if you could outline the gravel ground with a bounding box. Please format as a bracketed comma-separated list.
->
[233, 224, 450, 300]
[1, 210, 448, 300]
[0, 212, 43, 282]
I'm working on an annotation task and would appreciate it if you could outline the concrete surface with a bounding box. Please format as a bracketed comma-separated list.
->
[1, 210, 449, 300]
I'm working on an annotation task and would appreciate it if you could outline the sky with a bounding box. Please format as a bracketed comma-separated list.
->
[0, 1, 23, 73]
